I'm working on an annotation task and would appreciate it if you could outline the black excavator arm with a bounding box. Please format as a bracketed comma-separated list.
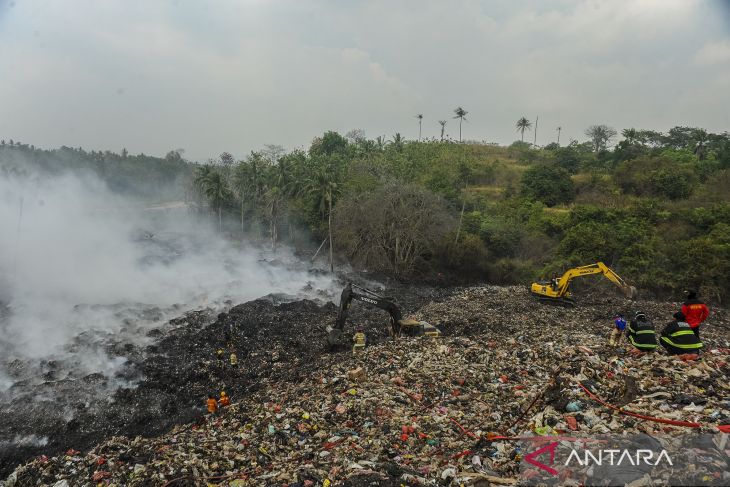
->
[334, 283, 403, 335]
[326, 283, 441, 346]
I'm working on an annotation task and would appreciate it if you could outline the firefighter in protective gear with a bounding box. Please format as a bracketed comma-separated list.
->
[660, 311, 703, 355]
[229, 351, 238, 366]
[216, 348, 225, 362]
[627, 311, 657, 352]
[352, 327, 366, 352]
[206, 395, 218, 414]
[609, 314, 626, 346]
[218, 391, 231, 407]
[681, 290, 709, 339]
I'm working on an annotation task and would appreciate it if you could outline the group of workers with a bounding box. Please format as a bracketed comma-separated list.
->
[206, 391, 231, 414]
[216, 347, 238, 367]
[610, 290, 710, 355]
[206, 346, 239, 414]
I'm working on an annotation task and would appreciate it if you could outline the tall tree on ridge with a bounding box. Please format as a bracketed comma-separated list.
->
[453, 107, 468, 142]
[438, 120, 447, 141]
[516, 117, 532, 142]
[416, 114, 423, 140]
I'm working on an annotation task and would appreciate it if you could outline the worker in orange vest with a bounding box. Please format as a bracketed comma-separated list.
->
[219, 391, 231, 407]
[206, 394, 218, 414]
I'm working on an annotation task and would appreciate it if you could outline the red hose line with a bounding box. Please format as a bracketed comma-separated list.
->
[578, 382, 704, 428]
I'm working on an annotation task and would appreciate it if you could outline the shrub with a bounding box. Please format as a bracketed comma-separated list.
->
[520, 163, 576, 206]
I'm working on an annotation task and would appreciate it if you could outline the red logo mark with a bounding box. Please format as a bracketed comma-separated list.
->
[524, 441, 559, 476]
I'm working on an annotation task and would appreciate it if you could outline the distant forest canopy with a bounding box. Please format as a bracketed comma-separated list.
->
[1, 124, 729, 302]
[0, 142, 193, 200]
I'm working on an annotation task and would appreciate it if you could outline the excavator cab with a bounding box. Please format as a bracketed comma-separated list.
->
[326, 283, 441, 346]
[530, 262, 637, 306]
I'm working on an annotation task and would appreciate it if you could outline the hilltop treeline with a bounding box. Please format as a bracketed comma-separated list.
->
[189, 127, 729, 302]
[0, 141, 192, 200]
[2, 126, 728, 302]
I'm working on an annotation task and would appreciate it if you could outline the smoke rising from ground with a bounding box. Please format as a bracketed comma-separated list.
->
[0, 168, 334, 395]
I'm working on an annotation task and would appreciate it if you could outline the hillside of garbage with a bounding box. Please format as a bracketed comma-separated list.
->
[3, 286, 730, 486]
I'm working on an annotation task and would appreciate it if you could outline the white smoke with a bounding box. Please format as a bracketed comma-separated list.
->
[0, 169, 334, 394]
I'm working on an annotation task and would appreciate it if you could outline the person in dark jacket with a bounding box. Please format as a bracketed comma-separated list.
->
[660, 311, 703, 355]
[627, 311, 657, 352]
[681, 290, 709, 339]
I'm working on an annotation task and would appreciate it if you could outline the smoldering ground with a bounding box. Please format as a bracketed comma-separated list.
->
[0, 167, 336, 471]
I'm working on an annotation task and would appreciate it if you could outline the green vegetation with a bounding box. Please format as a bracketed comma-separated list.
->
[0, 142, 192, 200]
[2, 124, 729, 302]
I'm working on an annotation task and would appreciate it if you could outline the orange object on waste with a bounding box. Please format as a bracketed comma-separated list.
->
[565, 415, 578, 431]
[678, 353, 700, 362]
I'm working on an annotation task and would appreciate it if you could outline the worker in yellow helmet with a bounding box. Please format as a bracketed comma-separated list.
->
[218, 391, 231, 407]
[352, 326, 366, 353]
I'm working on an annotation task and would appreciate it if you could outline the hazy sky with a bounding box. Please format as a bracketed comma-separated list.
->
[1, 0, 729, 161]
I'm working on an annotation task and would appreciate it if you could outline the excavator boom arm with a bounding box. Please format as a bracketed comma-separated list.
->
[547, 262, 636, 299]
[334, 283, 403, 333]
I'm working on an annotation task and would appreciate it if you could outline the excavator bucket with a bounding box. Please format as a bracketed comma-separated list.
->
[326, 326, 343, 346]
[626, 286, 638, 300]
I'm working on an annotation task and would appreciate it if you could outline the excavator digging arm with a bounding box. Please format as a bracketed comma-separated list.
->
[532, 262, 637, 304]
[327, 283, 441, 346]
[328, 283, 404, 345]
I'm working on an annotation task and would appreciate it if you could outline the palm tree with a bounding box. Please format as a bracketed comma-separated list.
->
[516, 117, 532, 142]
[194, 165, 231, 232]
[391, 133, 404, 151]
[264, 183, 283, 250]
[305, 161, 340, 272]
[232, 162, 250, 233]
[692, 128, 709, 160]
[416, 114, 423, 140]
[453, 107, 468, 142]
[438, 120, 447, 141]
[622, 128, 638, 144]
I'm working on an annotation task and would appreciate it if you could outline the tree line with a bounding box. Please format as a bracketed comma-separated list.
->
[190, 123, 730, 302]
[3, 121, 729, 302]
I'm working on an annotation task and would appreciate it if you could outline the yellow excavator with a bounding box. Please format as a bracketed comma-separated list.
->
[530, 262, 637, 306]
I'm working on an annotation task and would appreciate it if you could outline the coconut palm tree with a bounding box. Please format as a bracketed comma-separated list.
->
[453, 107, 468, 142]
[391, 133, 405, 151]
[305, 161, 340, 272]
[194, 165, 231, 233]
[438, 120, 447, 141]
[622, 128, 638, 144]
[692, 128, 709, 160]
[516, 117, 532, 142]
[416, 114, 423, 140]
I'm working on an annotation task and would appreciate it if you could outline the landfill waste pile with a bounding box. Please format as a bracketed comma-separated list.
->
[0, 282, 445, 478]
[4, 286, 729, 486]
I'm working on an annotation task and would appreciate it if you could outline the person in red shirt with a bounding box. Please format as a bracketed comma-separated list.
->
[681, 290, 709, 339]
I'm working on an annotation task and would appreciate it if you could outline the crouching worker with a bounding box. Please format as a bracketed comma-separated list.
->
[219, 391, 231, 407]
[660, 311, 703, 355]
[609, 314, 627, 346]
[627, 311, 657, 353]
[352, 327, 366, 353]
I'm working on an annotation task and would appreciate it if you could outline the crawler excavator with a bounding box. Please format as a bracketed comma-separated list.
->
[530, 262, 637, 306]
[326, 283, 441, 346]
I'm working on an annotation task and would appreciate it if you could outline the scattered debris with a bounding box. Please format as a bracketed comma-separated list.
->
[3, 286, 728, 485]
